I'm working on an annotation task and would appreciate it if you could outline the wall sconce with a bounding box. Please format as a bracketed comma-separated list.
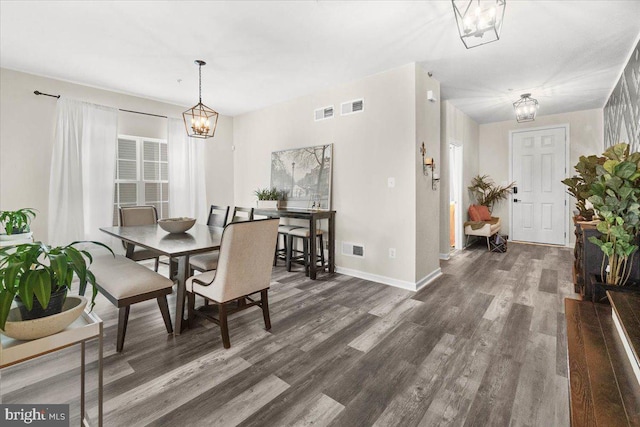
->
[420, 142, 440, 190]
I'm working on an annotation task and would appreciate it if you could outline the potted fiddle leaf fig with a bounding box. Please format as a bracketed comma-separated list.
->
[0, 208, 37, 241]
[587, 143, 640, 299]
[562, 154, 604, 221]
[0, 241, 114, 337]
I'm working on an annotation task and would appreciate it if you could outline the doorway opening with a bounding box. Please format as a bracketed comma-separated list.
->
[449, 142, 464, 250]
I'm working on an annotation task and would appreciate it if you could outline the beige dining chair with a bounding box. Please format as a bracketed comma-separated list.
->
[119, 206, 163, 271]
[185, 218, 279, 348]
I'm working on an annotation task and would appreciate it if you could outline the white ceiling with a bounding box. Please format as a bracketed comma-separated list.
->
[1, 1, 639, 124]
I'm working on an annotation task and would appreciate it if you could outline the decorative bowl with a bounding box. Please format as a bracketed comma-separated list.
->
[158, 217, 196, 234]
[1, 296, 87, 340]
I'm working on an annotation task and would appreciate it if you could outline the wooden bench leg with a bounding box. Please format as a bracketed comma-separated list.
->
[157, 296, 173, 334]
[303, 237, 309, 276]
[261, 289, 271, 331]
[117, 306, 130, 353]
[219, 303, 231, 349]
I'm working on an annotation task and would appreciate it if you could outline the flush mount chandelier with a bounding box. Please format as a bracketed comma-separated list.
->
[183, 60, 219, 139]
[452, 0, 506, 49]
[513, 93, 539, 123]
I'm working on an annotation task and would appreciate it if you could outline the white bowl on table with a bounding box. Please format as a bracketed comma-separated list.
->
[157, 217, 196, 234]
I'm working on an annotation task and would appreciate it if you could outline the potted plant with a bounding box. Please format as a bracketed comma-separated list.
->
[254, 187, 283, 209]
[0, 208, 37, 241]
[586, 143, 640, 301]
[562, 155, 604, 221]
[0, 241, 113, 338]
[468, 175, 515, 210]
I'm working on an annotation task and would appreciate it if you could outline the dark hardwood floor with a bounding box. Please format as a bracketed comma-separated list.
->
[0, 242, 575, 426]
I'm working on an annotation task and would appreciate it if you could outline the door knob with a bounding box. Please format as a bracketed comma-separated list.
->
[514, 199, 519, 203]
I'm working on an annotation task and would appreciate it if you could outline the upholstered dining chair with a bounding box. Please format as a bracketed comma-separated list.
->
[189, 204, 230, 274]
[119, 206, 162, 271]
[186, 218, 279, 348]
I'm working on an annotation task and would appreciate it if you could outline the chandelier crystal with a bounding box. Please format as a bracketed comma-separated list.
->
[452, 0, 506, 49]
[512, 93, 539, 123]
[182, 60, 219, 139]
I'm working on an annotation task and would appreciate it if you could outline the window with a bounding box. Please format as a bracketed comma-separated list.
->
[113, 135, 169, 225]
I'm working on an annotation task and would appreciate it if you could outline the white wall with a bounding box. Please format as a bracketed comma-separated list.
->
[234, 63, 441, 287]
[478, 108, 603, 241]
[439, 101, 479, 255]
[415, 65, 442, 281]
[0, 68, 233, 240]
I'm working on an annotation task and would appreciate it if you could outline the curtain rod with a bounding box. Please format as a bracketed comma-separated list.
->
[34, 90, 169, 119]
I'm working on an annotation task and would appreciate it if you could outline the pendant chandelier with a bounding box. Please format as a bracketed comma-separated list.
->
[513, 93, 539, 123]
[452, 0, 506, 49]
[183, 60, 219, 139]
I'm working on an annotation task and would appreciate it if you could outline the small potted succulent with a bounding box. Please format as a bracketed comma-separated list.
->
[0, 208, 37, 241]
[254, 187, 284, 209]
[0, 241, 113, 339]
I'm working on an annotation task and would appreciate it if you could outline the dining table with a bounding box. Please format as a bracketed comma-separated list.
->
[100, 224, 223, 335]
[253, 207, 336, 280]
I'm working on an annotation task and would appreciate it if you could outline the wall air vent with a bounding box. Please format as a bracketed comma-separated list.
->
[314, 106, 334, 121]
[341, 98, 364, 116]
[342, 242, 365, 258]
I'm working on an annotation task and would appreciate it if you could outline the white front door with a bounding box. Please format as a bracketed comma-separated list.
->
[511, 127, 567, 245]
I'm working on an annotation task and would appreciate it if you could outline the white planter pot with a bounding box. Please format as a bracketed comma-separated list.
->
[257, 200, 279, 209]
[0, 232, 33, 241]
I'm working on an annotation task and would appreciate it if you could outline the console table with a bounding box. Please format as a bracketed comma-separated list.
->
[1, 311, 104, 426]
[253, 208, 336, 280]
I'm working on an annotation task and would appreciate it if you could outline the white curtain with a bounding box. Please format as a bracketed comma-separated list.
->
[48, 98, 118, 246]
[167, 118, 207, 223]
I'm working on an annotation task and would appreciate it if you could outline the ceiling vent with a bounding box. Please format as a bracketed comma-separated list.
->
[342, 242, 365, 258]
[341, 98, 364, 116]
[314, 106, 334, 121]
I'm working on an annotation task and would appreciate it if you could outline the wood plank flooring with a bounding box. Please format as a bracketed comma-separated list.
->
[0, 242, 575, 426]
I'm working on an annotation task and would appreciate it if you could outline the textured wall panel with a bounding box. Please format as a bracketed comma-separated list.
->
[604, 39, 640, 152]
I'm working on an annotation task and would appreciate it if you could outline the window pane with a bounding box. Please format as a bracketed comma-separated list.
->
[160, 143, 168, 162]
[144, 141, 160, 161]
[144, 161, 160, 181]
[160, 202, 169, 219]
[118, 159, 137, 180]
[162, 183, 169, 201]
[114, 184, 118, 203]
[118, 183, 137, 204]
[145, 182, 161, 202]
[160, 163, 168, 181]
[113, 205, 118, 226]
[118, 139, 136, 160]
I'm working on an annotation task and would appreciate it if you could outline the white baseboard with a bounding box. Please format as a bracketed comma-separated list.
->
[335, 266, 442, 292]
[439, 253, 450, 260]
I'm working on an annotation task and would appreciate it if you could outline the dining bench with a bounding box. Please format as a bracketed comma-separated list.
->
[88, 254, 174, 352]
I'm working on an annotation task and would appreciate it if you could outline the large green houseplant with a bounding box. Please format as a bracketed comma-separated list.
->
[0, 241, 113, 330]
[587, 143, 640, 286]
[561, 155, 604, 221]
[0, 208, 37, 235]
[468, 175, 515, 210]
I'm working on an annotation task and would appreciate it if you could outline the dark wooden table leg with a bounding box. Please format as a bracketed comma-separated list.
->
[174, 255, 189, 335]
[328, 212, 335, 273]
[125, 243, 134, 259]
[309, 215, 317, 280]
